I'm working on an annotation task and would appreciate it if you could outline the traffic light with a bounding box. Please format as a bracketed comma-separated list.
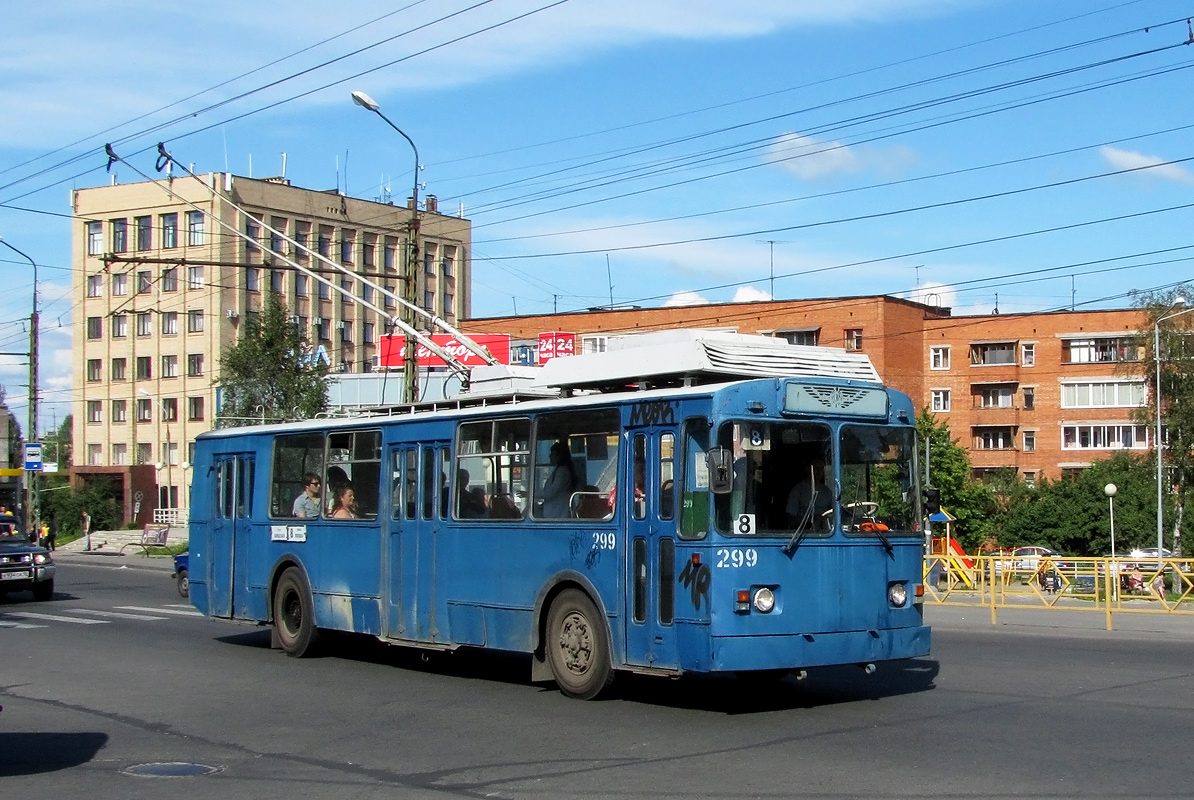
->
[924, 487, 941, 515]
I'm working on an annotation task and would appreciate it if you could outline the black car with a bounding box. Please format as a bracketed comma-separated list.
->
[0, 514, 56, 602]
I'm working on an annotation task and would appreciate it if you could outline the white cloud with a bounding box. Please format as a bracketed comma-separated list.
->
[663, 291, 710, 307]
[732, 286, 773, 303]
[1100, 146, 1194, 184]
[766, 133, 917, 181]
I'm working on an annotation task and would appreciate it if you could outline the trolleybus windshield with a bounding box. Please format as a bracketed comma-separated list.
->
[838, 425, 917, 536]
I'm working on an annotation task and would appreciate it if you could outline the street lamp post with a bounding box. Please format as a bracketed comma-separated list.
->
[0, 237, 39, 539]
[1105, 483, 1118, 602]
[1154, 298, 1194, 562]
[351, 89, 421, 405]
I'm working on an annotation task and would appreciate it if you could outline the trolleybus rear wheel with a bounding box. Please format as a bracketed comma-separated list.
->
[273, 567, 320, 657]
[546, 589, 614, 699]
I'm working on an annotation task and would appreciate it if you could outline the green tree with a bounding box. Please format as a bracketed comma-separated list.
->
[916, 409, 997, 551]
[218, 294, 328, 427]
[1133, 285, 1194, 556]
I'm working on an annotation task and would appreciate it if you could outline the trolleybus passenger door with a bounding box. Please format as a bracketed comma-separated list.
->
[386, 442, 448, 642]
[624, 429, 680, 670]
[210, 454, 254, 618]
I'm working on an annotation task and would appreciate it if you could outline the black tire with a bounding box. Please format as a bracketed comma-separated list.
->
[273, 567, 320, 657]
[545, 589, 614, 700]
[31, 578, 54, 602]
[176, 569, 190, 599]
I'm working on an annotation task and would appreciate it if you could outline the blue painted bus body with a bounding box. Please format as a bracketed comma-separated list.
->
[188, 375, 929, 681]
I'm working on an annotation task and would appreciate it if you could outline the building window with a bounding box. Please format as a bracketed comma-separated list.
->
[162, 355, 178, 378]
[87, 400, 102, 424]
[163, 441, 179, 467]
[777, 329, 819, 346]
[86, 359, 102, 382]
[294, 221, 310, 259]
[245, 218, 260, 257]
[186, 211, 205, 246]
[443, 292, 454, 318]
[87, 274, 102, 297]
[363, 233, 376, 267]
[318, 276, 331, 300]
[161, 213, 178, 248]
[111, 218, 128, 253]
[136, 398, 153, 422]
[931, 389, 951, 412]
[340, 277, 352, 303]
[136, 356, 152, 380]
[188, 396, 205, 421]
[187, 265, 204, 290]
[112, 443, 128, 465]
[317, 226, 332, 258]
[363, 322, 375, 344]
[136, 443, 152, 465]
[111, 399, 127, 423]
[271, 270, 284, 294]
[384, 283, 396, 309]
[975, 385, 1015, 408]
[270, 217, 285, 254]
[362, 284, 374, 305]
[162, 397, 178, 422]
[245, 267, 260, 292]
[1021, 342, 1035, 367]
[88, 444, 102, 465]
[1062, 424, 1149, 450]
[970, 342, 1016, 365]
[111, 314, 128, 339]
[135, 215, 152, 251]
[930, 346, 950, 370]
[112, 272, 128, 296]
[340, 321, 353, 343]
[86, 221, 103, 255]
[1023, 386, 1035, 410]
[1023, 430, 1036, 452]
[136, 312, 153, 337]
[383, 237, 397, 271]
[87, 317, 102, 339]
[581, 335, 608, 354]
[844, 329, 863, 351]
[293, 315, 307, 332]
[111, 358, 126, 381]
[441, 245, 456, 278]
[161, 311, 178, 336]
[162, 267, 178, 292]
[424, 290, 435, 311]
[340, 229, 355, 264]
[1023, 471, 1036, 489]
[974, 427, 1014, 450]
[1062, 336, 1140, 364]
[187, 353, 204, 376]
[187, 310, 204, 333]
[316, 319, 330, 341]
[296, 273, 308, 298]
[1061, 380, 1147, 409]
[138, 271, 152, 294]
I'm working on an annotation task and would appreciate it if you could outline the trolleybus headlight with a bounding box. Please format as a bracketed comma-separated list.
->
[753, 587, 775, 613]
[888, 582, 908, 608]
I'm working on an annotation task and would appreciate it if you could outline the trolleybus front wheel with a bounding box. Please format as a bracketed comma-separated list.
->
[546, 589, 614, 700]
[273, 567, 320, 657]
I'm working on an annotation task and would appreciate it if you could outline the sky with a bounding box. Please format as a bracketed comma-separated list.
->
[3, 0, 1194, 433]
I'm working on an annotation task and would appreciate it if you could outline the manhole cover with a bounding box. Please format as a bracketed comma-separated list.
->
[122, 762, 222, 778]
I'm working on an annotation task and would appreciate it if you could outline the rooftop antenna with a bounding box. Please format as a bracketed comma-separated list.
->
[993, 293, 1000, 316]
[281, 152, 287, 179]
[606, 255, 614, 307]
[1071, 274, 1076, 311]
[248, 153, 253, 179]
[756, 240, 786, 299]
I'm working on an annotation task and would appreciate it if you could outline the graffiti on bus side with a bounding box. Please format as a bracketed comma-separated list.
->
[678, 557, 712, 610]
[628, 400, 676, 427]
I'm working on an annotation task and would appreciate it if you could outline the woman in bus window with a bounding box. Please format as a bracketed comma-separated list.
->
[329, 482, 359, 519]
[538, 441, 577, 518]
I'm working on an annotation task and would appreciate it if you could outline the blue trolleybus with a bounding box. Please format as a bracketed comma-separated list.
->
[188, 332, 929, 698]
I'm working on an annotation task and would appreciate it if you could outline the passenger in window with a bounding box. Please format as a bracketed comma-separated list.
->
[786, 449, 832, 530]
[537, 441, 577, 518]
[329, 482, 359, 519]
[457, 468, 488, 518]
[292, 473, 322, 518]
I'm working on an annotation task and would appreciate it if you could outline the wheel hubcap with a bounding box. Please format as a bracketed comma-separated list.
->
[557, 610, 592, 674]
[282, 591, 301, 635]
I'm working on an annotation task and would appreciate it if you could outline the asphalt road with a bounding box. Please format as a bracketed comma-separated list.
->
[2, 555, 1192, 799]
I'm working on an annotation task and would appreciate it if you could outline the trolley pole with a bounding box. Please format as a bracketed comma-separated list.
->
[0, 238, 38, 538]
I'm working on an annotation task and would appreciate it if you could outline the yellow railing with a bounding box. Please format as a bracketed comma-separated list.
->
[922, 554, 1194, 629]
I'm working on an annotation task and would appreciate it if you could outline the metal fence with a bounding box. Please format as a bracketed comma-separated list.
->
[152, 508, 187, 526]
[923, 554, 1194, 629]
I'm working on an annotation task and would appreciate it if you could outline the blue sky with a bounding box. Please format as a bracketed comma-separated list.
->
[3, 0, 1194, 432]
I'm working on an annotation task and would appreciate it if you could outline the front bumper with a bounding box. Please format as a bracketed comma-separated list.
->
[710, 624, 931, 672]
[0, 563, 55, 591]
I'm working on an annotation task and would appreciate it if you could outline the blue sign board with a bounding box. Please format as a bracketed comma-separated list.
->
[24, 443, 42, 471]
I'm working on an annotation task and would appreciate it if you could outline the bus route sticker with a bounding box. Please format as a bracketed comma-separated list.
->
[288, 526, 307, 542]
[271, 525, 288, 541]
[736, 513, 756, 536]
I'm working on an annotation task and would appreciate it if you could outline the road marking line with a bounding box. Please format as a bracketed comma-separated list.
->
[3, 611, 110, 624]
[116, 605, 203, 617]
[164, 604, 196, 610]
[71, 608, 169, 621]
[0, 620, 46, 629]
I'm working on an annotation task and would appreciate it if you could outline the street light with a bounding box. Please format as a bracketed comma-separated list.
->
[1105, 483, 1118, 559]
[0, 236, 39, 537]
[1154, 297, 1194, 562]
[351, 89, 421, 404]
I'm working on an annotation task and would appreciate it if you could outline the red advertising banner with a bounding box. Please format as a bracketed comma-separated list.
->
[538, 331, 576, 364]
[380, 333, 511, 368]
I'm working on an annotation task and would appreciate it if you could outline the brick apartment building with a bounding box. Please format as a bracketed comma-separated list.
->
[71, 172, 471, 523]
[465, 296, 1153, 485]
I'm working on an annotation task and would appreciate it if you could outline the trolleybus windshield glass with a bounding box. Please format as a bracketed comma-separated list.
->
[838, 425, 917, 536]
[714, 421, 833, 536]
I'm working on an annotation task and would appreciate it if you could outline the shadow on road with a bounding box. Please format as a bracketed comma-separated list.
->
[213, 628, 939, 711]
[0, 732, 108, 776]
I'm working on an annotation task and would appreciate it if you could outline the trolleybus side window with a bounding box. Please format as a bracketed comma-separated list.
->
[838, 425, 917, 536]
[390, 449, 418, 520]
[631, 435, 647, 521]
[659, 432, 675, 521]
[531, 408, 620, 521]
[324, 430, 381, 520]
[237, 458, 252, 518]
[714, 421, 833, 536]
[679, 418, 710, 540]
[215, 462, 230, 519]
[456, 418, 530, 521]
[271, 432, 325, 518]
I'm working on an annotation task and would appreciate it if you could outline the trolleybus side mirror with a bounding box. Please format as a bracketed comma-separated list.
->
[707, 448, 734, 495]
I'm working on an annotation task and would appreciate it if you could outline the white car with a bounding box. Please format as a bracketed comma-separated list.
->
[1013, 546, 1063, 572]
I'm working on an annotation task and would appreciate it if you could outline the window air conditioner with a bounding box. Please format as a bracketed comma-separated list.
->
[226, 310, 239, 319]
[312, 317, 324, 326]
[336, 320, 346, 330]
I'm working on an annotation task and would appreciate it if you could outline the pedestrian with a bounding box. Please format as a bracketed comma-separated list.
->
[46, 516, 57, 551]
[82, 510, 91, 551]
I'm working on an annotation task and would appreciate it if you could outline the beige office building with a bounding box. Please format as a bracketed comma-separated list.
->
[71, 173, 471, 524]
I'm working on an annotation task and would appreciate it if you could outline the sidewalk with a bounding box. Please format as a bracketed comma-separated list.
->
[51, 528, 186, 573]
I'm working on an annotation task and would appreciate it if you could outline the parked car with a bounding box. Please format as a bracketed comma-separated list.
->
[1124, 547, 1172, 571]
[173, 552, 189, 598]
[0, 514, 55, 602]
[1013, 546, 1064, 572]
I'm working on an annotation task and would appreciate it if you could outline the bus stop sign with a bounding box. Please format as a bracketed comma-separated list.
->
[24, 444, 42, 471]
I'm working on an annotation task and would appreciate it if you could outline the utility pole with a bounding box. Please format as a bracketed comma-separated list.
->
[0, 238, 38, 538]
